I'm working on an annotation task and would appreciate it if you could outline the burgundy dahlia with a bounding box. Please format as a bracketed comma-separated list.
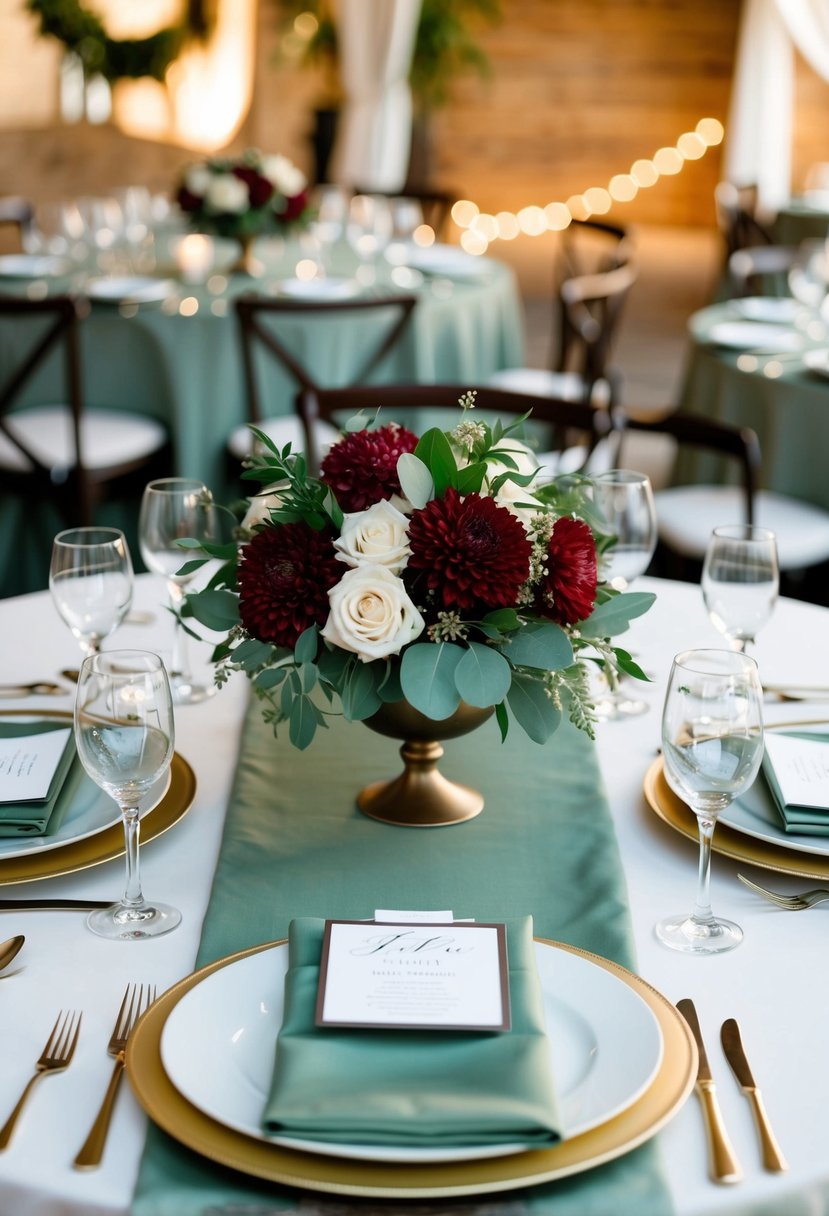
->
[176, 186, 200, 213]
[232, 166, 274, 208]
[320, 424, 419, 513]
[536, 516, 597, 626]
[407, 488, 531, 612]
[278, 190, 310, 222]
[237, 522, 340, 649]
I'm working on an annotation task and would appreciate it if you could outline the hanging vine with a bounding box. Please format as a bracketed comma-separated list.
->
[25, 0, 215, 83]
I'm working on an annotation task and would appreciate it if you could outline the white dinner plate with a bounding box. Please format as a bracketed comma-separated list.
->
[803, 348, 829, 378]
[0, 254, 72, 278]
[274, 277, 360, 301]
[404, 244, 493, 279]
[733, 297, 801, 325]
[706, 321, 804, 352]
[85, 276, 175, 303]
[161, 939, 664, 1165]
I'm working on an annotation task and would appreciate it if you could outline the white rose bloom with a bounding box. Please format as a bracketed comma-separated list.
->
[185, 165, 212, 197]
[321, 564, 424, 662]
[334, 501, 411, 573]
[205, 174, 249, 215]
[241, 483, 286, 531]
[261, 154, 307, 197]
[486, 437, 541, 528]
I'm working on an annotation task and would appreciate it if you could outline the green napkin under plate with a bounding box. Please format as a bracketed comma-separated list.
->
[262, 914, 561, 1148]
[763, 730, 829, 835]
[0, 720, 78, 836]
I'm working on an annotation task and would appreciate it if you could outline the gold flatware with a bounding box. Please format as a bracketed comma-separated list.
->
[0, 935, 24, 974]
[0, 1009, 82, 1149]
[74, 983, 156, 1169]
[738, 873, 829, 910]
[0, 681, 68, 697]
[721, 1018, 788, 1172]
[676, 998, 742, 1184]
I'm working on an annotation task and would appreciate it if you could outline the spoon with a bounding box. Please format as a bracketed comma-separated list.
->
[0, 935, 25, 976]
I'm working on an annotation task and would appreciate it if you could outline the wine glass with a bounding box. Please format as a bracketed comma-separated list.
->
[139, 478, 218, 705]
[309, 184, 349, 274]
[345, 194, 392, 284]
[49, 527, 133, 660]
[656, 648, 764, 955]
[591, 470, 658, 717]
[702, 525, 779, 652]
[74, 650, 179, 939]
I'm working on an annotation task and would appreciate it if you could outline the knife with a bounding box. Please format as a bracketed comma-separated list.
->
[676, 998, 743, 1184]
[721, 1018, 789, 1172]
[0, 900, 111, 912]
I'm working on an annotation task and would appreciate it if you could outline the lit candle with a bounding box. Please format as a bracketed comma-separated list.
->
[175, 234, 214, 283]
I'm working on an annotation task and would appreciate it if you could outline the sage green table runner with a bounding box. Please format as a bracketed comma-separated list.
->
[132, 699, 673, 1215]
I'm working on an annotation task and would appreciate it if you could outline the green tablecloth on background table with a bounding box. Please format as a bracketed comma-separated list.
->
[132, 698, 672, 1215]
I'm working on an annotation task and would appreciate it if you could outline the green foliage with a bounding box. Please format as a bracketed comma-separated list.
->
[506, 673, 561, 744]
[500, 620, 573, 671]
[400, 642, 464, 720]
[579, 592, 657, 639]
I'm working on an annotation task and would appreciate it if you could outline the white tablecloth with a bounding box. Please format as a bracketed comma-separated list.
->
[0, 573, 826, 1215]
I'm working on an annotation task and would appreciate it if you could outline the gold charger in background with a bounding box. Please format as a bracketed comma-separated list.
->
[126, 938, 696, 1200]
[644, 756, 829, 881]
[0, 709, 196, 885]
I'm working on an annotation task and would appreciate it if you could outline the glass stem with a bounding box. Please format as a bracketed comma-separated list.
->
[120, 805, 144, 908]
[692, 811, 717, 924]
[167, 581, 191, 684]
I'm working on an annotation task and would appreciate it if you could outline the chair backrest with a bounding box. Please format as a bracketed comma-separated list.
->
[557, 258, 638, 392]
[727, 244, 800, 297]
[560, 218, 631, 278]
[0, 196, 34, 251]
[0, 293, 91, 522]
[297, 382, 624, 478]
[715, 181, 773, 259]
[622, 409, 761, 526]
[235, 293, 419, 436]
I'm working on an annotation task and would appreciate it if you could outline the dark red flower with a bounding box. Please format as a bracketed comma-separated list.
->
[320, 424, 419, 513]
[536, 516, 597, 625]
[233, 166, 274, 208]
[176, 186, 200, 213]
[406, 488, 531, 611]
[237, 523, 340, 649]
[277, 189, 309, 222]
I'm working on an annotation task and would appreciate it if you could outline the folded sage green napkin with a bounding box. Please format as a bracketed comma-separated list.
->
[262, 914, 561, 1148]
[763, 730, 829, 835]
[0, 720, 78, 836]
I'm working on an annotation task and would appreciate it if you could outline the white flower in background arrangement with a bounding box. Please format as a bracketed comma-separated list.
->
[334, 501, 412, 574]
[321, 564, 424, 662]
[241, 483, 286, 531]
[205, 174, 249, 215]
[485, 437, 541, 528]
[184, 164, 212, 198]
[261, 154, 307, 198]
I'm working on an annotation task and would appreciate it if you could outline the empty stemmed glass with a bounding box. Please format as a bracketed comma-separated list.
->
[591, 470, 658, 717]
[139, 478, 218, 705]
[49, 527, 134, 660]
[74, 650, 179, 939]
[656, 648, 764, 954]
[702, 525, 779, 652]
[346, 194, 392, 284]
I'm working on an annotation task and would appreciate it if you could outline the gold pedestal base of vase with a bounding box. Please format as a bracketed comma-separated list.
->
[229, 236, 264, 277]
[357, 701, 494, 828]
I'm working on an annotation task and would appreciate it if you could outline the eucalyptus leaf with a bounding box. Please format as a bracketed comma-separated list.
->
[186, 588, 240, 632]
[501, 620, 573, 671]
[400, 642, 464, 719]
[298, 661, 318, 693]
[454, 642, 512, 707]
[289, 695, 318, 750]
[580, 591, 657, 638]
[340, 662, 383, 721]
[506, 673, 561, 744]
[483, 608, 521, 632]
[254, 667, 287, 690]
[231, 639, 274, 670]
[397, 452, 434, 509]
[294, 625, 318, 666]
[495, 700, 510, 742]
[378, 662, 404, 702]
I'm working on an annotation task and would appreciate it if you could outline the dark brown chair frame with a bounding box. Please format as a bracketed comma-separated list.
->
[727, 244, 801, 297]
[556, 258, 638, 403]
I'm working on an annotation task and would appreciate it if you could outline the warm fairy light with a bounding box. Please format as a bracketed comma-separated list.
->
[294, 11, 318, 37]
[413, 224, 435, 247]
[179, 296, 199, 316]
[696, 117, 725, 146]
[295, 258, 318, 280]
[452, 118, 724, 251]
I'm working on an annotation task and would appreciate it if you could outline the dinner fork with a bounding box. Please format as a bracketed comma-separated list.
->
[73, 982, 155, 1169]
[738, 873, 829, 910]
[0, 1010, 82, 1148]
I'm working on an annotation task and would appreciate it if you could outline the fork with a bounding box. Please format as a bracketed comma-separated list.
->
[738, 873, 829, 910]
[73, 983, 155, 1169]
[0, 1010, 82, 1148]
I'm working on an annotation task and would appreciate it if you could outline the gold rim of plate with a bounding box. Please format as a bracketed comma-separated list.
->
[0, 709, 196, 885]
[644, 755, 829, 880]
[125, 937, 697, 1200]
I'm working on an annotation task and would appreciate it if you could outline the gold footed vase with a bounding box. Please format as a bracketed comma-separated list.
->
[357, 701, 494, 828]
[229, 234, 264, 277]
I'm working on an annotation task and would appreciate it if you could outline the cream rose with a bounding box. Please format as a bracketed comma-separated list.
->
[241, 483, 286, 531]
[261, 154, 307, 197]
[321, 564, 424, 662]
[205, 174, 249, 215]
[486, 437, 541, 527]
[333, 501, 411, 573]
[184, 165, 212, 198]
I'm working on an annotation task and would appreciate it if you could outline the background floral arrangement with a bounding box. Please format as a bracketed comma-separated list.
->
[182, 394, 654, 749]
[175, 148, 310, 240]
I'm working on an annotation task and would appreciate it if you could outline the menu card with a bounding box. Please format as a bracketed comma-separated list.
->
[316, 919, 510, 1031]
[0, 726, 73, 805]
[763, 732, 829, 834]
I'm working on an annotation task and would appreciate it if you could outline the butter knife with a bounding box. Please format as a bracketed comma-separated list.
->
[721, 1018, 788, 1172]
[0, 900, 111, 912]
[676, 998, 743, 1184]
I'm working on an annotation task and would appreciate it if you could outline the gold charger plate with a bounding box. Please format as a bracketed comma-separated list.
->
[126, 937, 696, 1200]
[644, 756, 829, 881]
[0, 709, 195, 885]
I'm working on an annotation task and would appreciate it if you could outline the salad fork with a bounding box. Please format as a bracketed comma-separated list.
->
[0, 1010, 82, 1148]
[738, 873, 829, 910]
[74, 982, 156, 1169]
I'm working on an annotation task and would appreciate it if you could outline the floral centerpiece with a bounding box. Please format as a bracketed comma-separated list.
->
[175, 147, 310, 271]
[182, 394, 654, 796]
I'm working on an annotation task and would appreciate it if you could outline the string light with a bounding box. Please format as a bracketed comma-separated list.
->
[453, 117, 725, 252]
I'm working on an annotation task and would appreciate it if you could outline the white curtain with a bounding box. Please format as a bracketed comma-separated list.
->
[725, 0, 829, 210]
[331, 0, 422, 192]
